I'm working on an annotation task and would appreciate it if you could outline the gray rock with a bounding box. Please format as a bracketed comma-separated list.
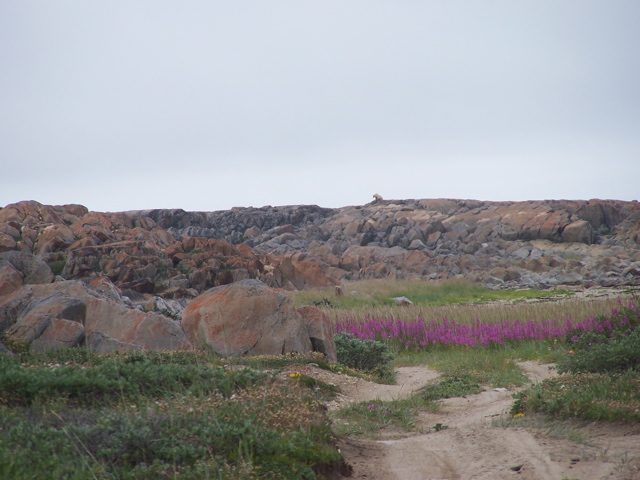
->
[391, 296, 414, 306]
[408, 239, 426, 250]
[0, 251, 53, 285]
[30, 318, 85, 352]
[182, 279, 314, 357]
[86, 331, 143, 354]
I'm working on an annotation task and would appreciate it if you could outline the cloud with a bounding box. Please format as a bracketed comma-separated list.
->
[1, 1, 638, 211]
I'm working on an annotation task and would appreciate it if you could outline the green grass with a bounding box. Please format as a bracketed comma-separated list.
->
[512, 371, 640, 423]
[2, 284, 639, 477]
[289, 278, 625, 326]
[0, 350, 348, 480]
[332, 395, 440, 437]
[511, 301, 640, 424]
[290, 278, 571, 310]
[47, 259, 66, 276]
[420, 374, 483, 400]
[395, 344, 536, 389]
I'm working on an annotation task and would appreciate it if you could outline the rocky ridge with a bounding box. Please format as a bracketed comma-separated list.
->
[134, 198, 640, 290]
[1, 198, 639, 354]
[1, 198, 640, 298]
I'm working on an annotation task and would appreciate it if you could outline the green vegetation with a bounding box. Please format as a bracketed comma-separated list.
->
[513, 302, 640, 423]
[289, 278, 621, 325]
[2, 280, 638, 477]
[512, 371, 640, 422]
[176, 259, 193, 275]
[47, 259, 67, 276]
[332, 395, 440, 437]
[404, 345, 536, 389]
[0, 350, 347, 480]
[290, 278, 571, 310]
[334, 332, 395, 383]
[420, 374, 483, 400]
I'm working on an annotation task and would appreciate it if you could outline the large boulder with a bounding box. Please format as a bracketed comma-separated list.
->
[0, 278, 192, 353]
[0, 251, 54, 287]
[183, 279, 336, 359]
[0, 261, 23, 296]
[561, 220, 594, 244]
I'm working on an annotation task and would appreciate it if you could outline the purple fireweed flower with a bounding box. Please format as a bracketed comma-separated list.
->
[336, 304, 638, 351]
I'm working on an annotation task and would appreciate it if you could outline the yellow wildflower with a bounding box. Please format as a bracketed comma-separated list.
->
[514, 413, 524, 418]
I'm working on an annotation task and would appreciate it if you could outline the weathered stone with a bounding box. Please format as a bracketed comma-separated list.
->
[0, 279, 192, 352]
[0, 233, 18, 252]
[30, 318, 85, 352]
[244, 226, 262, 238]
[561, 220, 594, 244]
[408, 239, 426, 250]
[34, 224, 76, 254]
[3, 199, 640, 291]
[86, 331, 143, 354]
[275, 257, 338, 290]
[344, 219, 364, 237]
[5, 294, 85, 343]
[0, 261, 23, 296]
[489, 267, 521, 282]
[297, 306, 337, 362]
[426, 231, 442, 247]
[182, 279, 312, 357]
[0, 251, 54, 285]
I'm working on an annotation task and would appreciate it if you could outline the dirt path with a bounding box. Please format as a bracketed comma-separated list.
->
[312, 362, 640, 480]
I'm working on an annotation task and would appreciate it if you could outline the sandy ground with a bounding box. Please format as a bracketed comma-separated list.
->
[290, 362, 640, 480]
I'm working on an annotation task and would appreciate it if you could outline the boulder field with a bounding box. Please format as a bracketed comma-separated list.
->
[136, 197, 640, 289]
[1, 197, 639, 355]
[0, 261, 335, 358]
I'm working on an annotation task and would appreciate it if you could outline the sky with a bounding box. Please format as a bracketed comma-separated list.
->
[1, 1, 639, 213]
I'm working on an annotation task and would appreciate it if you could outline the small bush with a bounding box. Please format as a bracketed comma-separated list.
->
[560, 328, 640, 374]
[559, 302, 640, 374]
[47, 260, 66, 276]
[332, 395, 439, 436]
[420, 374, 483, 400]
[0, 354, 267, 407]
[335, 333, 395, 383]
[512, 371, 640, 422]
[0, 350, 346, 480]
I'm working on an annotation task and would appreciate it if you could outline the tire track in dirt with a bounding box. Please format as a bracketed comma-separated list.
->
[336, 362, 640, 480]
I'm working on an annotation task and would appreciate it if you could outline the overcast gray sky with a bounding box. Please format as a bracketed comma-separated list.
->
[1, 1, 639, 213]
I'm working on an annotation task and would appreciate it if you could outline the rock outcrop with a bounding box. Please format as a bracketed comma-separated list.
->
[1, 197, 639, 356]
[0, 275, 192, 353]
[2, 198, 640, 293]
[131, 198, 640, 289]
[0, 201, 340, 299]
[182, 279, 334, 358]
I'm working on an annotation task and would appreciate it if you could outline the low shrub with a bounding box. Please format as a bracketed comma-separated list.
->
[559, 302, 640, 374]
[420, 374, 483, 400]
[560, 328, 640, 374]
[334, 333, 395, 383]
[0, 350, 347, 480]
[0, 352, 267, 407]
[511, 371, 640, 423]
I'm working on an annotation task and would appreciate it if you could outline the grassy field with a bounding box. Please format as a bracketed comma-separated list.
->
[1, 279, 639, 479]
[288, 278, 628, 324]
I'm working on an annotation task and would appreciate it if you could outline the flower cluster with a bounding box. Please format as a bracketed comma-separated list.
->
[336, 302, 638, 351]
[367, 403, 390, 416]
